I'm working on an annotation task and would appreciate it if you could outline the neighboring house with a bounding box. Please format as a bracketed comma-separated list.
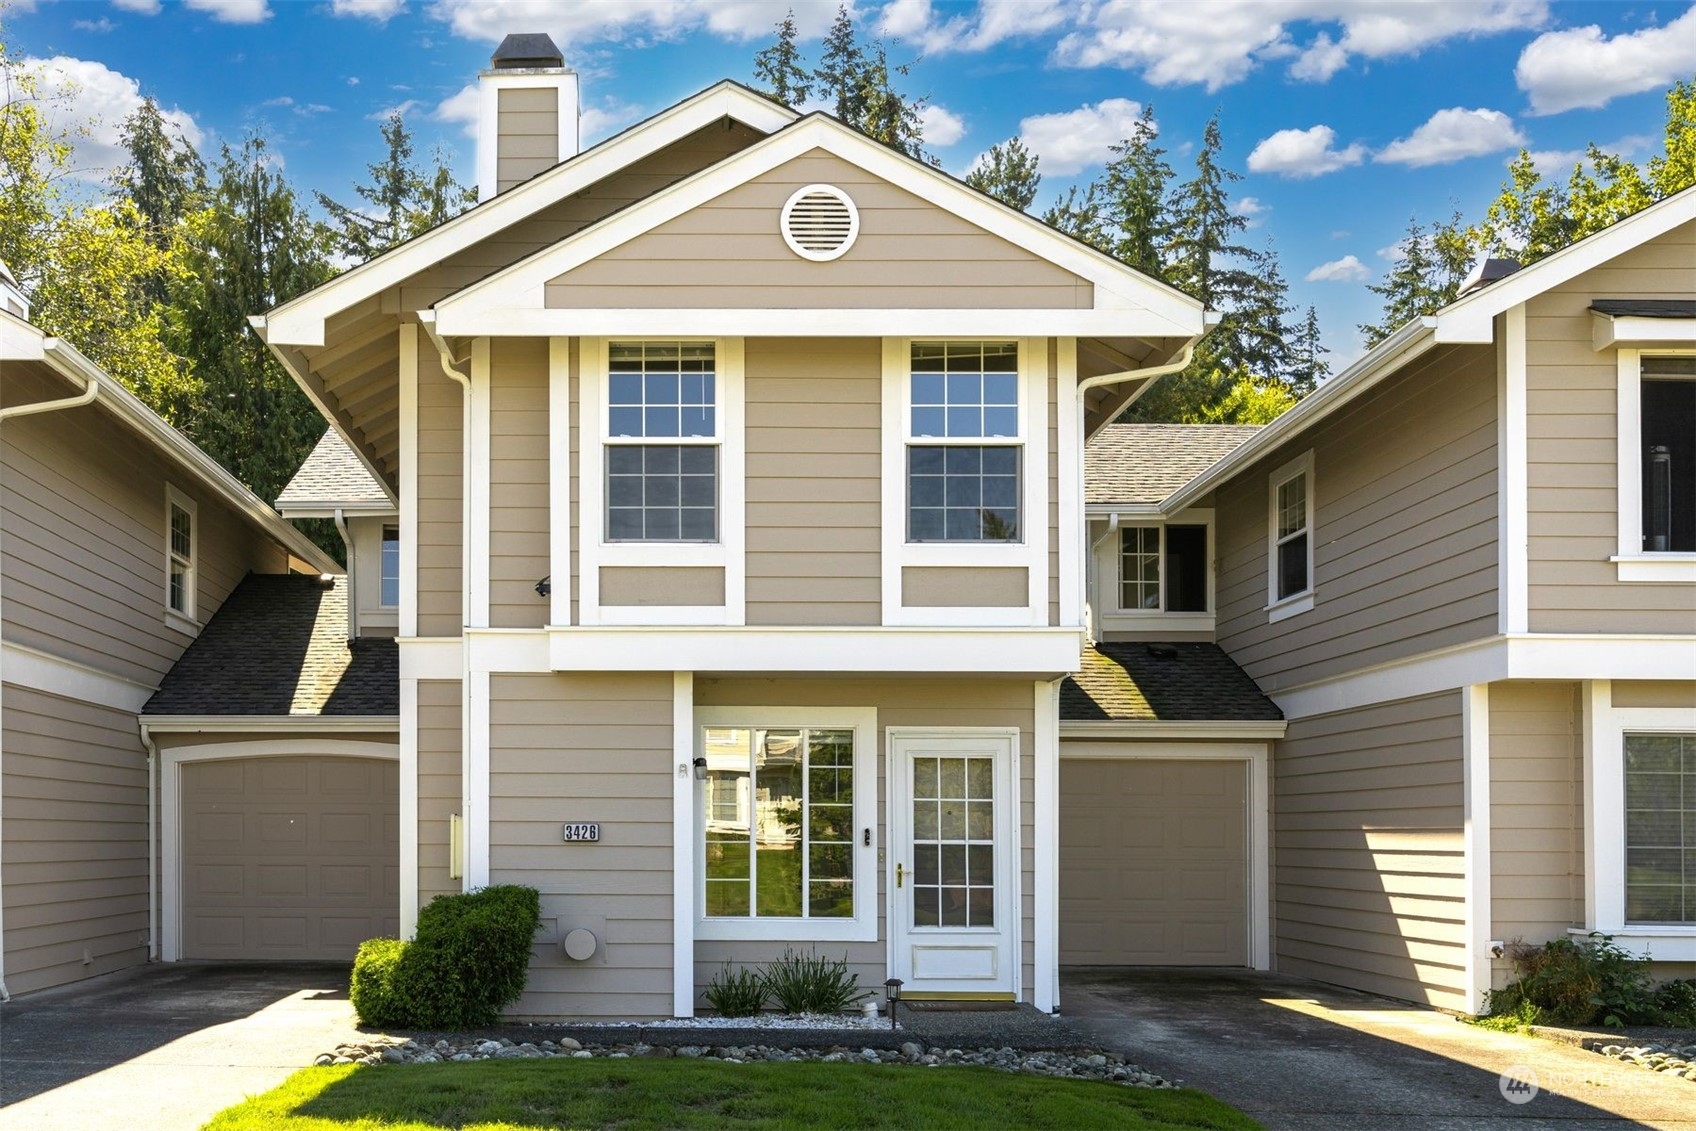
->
[1087, 196, 1696, 1014]
[0, 266, 344, 997]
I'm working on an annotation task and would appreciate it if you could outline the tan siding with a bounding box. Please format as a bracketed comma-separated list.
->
[546, 151, 1093, 310]
[0, 363, 286, 687]
[489, 338, 550, 628]
[1, 685, 148, 995]
[1214, 345, 1499, 692]
[744, 339, 882, 626]
[490, 673, 674, 1019]
[496, 87, 558, 194]
[1275, 691, 1468, 1010]
[416, 348, 463, 637]
[695, 677, 1037, 1005]
[418, 680, 462, 907]
[1488, 681, 1581, 989]
[1525, 223, 1696, 631]
[901, 567, 1027, 607]
[1611, 680, 1696, 708]
[600, 567, 724, 606]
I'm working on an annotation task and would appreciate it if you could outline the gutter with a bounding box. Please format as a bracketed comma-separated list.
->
[139, 722, 159, 963]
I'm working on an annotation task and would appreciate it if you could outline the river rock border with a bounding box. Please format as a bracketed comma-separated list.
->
[315, 1036, 1173, 1087]
[1592, 1039, 1696, 1082]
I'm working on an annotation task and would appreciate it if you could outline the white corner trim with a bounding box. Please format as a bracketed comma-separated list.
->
[549, 337, 571, 627]
[464, 669, 491, 888]
[400, 678, 419, 938]
[1033, 680, 1060, 1011]
[1502, 305, 1529, 633]
[1057, 338, 1081, 630]
[1462, 683, 1492, 1015]
[158, 737, 399, 962]
[468, 338, 492, 630]
[400, 325, 420, 639]
[0, 641, 155, 713]
[672, 671, 694, 1017]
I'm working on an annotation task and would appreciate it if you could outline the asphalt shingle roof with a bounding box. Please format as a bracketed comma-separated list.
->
[1061, 641, 1283, 723]
[144, 573, 397, 717]
[1590, 299, 1696, 318]
[1086, 424, 1262, 505]
[276, 429, 391, 509]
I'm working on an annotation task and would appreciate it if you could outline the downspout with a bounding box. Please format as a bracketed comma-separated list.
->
[1086, 513, 1121, 644]
[139, 722, 159, 963]
[0, 355, 100, 1002]
[334, 508, 357, 642]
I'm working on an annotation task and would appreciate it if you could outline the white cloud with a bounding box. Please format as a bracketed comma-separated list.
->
[426, 0, 838, 49]
[434, 83, 480, 138]
[19, 55, 205, 182]
[332, 0, 406, 21]
[1525, 133, 1653, 176]
[881, 0, 1068, 54]
[1515, 7, 1696, 116]
[1305, 254, 1370, 282]
[1246, 123, 1365, 178]
[72, 17, 118, 32]
[917, 103, 966, 147]
[111, 0, 162, 12]
[1235, 195, 1268, 229]
[581, 98, 647, 143]
[368, 99, 423, 121]
[1055, 1, 1548, 91]
[1013, 97, 1148, 176]
[1377, 107, 1525, 167]
[184, 0, 271, 23]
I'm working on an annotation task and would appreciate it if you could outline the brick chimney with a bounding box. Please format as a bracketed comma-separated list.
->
[476, 32, 579, 201]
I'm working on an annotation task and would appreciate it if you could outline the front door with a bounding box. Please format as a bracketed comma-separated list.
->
[888, 731, 1016, 997]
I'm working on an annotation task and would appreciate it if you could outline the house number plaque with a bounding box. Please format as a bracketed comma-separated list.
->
[561, 823, 600, 842]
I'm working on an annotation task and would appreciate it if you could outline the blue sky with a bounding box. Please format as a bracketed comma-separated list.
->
[6, 0, 1696, 366]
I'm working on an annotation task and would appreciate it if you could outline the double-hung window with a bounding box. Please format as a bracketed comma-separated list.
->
[606, 341, 717, 542]
[379, 525, 400, 607]
[1267, 452, 1314, 617]
[1623, 733, 1695, 924]
[165, 485, 196, 626]
[1119, 524, 1209, 613]
[1639, 357, 1695, 554]
[907, 341, 1021, 542]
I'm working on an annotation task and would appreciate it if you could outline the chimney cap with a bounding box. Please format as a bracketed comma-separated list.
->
[491, 32, 564, 70]
[1456, 256, 1521, 297]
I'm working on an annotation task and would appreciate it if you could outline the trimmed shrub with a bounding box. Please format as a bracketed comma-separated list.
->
[761, 948, 867, 1014]
[350, 885, 541, 1029]
[704, 963, 768, 1017]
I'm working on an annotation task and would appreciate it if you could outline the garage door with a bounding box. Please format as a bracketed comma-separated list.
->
[182, 757, 400, 960]
[1060, 759, 1246, 965]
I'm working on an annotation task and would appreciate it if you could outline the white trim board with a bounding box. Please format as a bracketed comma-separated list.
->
[548, 626, 1084, 675]
[140, 715, 399, 733]
[1499, 305, 1529, 632]
[1033, 680, 1060, 1012]
[1615, 347, 1696, 581]
[672, 672, 694, 1017]
[0, 641, 155, 713]
[1461, 684, 1492, 1016]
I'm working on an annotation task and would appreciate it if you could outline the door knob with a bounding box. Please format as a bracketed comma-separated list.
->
[896, 863, 905, 888]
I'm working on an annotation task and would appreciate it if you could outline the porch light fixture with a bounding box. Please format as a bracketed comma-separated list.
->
[693, 756, 708, 781]
[883, 977, 902, 1031]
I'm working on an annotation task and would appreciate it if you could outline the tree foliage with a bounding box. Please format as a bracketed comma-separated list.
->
[315, 110, 471, 263]
[966, 137, 1041, 210]
[752, 8, 812, 108]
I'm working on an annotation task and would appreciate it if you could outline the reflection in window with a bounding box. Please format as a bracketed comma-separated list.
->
[1625, 733, 1696, 924]
[907, 342, 1021, 543]
[1641, 357, 1695, 553]
[606, 342, 718, 542]
[910, 755, 995, 929]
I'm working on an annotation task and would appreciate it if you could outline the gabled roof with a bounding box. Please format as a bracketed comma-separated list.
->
[276, 428, 395, 515]
[1061, 642, 1283, 723]
[433, 111, 1207, 340]
[1087, 424, 1261, 506]
[144, 574, 396, 717]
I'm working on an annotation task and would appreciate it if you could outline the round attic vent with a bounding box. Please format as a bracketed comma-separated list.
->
[781, 184, 859, 261]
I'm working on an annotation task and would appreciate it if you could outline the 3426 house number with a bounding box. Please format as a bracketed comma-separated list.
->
[561, 823, 600, 842]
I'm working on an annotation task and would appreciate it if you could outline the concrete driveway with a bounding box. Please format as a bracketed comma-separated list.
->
[0, 962, 363, 1131]
[1064, 967, 1696, 1131]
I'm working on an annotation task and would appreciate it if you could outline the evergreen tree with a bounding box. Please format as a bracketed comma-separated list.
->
[1097, 104, 1171, 278]
[114, 97, 205, 245]
[967, 138, 1042, 211]
[814, 5, 865, 123]
[1164, 117, 1257, 312]
[809, 5, 928, 159]
[315, 111, 472, 263]
[1289, 306, 1330, 395]
[1360, 211, 1475, 345]
[1040, 183, 1110, 253]
[753, 8, 811, 107]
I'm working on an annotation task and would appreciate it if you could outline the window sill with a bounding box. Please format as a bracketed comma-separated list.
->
[696, 916, 877, 944]
[164, 610, 201, 637]
[1611, 554, 1696, 583]
[1571, 926, 1696, 962]
[1265, 592, 1314, 623]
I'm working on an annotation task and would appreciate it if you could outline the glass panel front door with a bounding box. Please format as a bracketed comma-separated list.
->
[910, 755, 995, 929]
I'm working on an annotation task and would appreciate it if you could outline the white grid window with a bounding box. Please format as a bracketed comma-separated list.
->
[1271, 461, 1312, 603]
[1624, 733, 1696, 924]
[606, 342, 718, 542]
[907, 341, 1021, 542]
[166, 487, 196, 621]
[380, 525, 399, 607]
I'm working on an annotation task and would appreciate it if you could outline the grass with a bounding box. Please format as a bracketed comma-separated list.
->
[203, 1059, 1261, 1131]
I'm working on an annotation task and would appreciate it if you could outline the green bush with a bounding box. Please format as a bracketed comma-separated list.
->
[1485, 934, 1655, 1027]
[1652, 979, 1696, 1027]
[761, 948, 867, 1014]
[351, 885, 541, 1029]
[704, 963, 768, 1017]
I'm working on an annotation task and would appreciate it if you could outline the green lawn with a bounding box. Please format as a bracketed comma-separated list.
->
[203, 1059, 1260, 1131]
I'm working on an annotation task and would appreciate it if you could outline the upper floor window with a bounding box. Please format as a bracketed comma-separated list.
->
[606, 341, 717, 542]
[1267, 451, 1314, 619]
[1641, 356, 1694, 553]
[907, 341, 1020, 542]
[379, 525, 400, 607]
[165, 485, 197, 625]
[1120, 524, 1208, 613]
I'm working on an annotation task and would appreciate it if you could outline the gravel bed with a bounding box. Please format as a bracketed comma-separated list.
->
[1592, 1039, 1696, 1082]
[314, 1035, 1173, 1087]
[557, 1012, 892, 1031]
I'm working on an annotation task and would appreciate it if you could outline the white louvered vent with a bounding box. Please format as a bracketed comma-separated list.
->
[781, 184, 859, 262]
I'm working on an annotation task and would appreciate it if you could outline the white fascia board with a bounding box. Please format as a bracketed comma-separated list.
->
[140, 714, 400, 732]
[435, 115, 1206, 336]
[1058, 720, 1287, 740]
[1161, 318, 1439, 515]
[1435, 187, 1696, 345]
[546, 626, 1086, 675]
[1592, 312, 1696, 351]
[38, 339, 342, 575]
[263, 83, 797, 347]
[275, 502, 400, 520]
[398, 636, 466, 680]
[0, 310, 45, 359]
[435, 306, 1199, 340]
[1505, 633, 1696, 680]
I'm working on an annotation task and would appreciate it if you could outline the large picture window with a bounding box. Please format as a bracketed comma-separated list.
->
[907, 341, 1021, 542]
[1624, 733, 1696, 924]
[1640, 357, 1695, 554]
[606, 341, 717, 542]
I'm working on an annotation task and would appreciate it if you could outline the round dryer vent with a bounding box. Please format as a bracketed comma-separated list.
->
[781, 184, 859, 261]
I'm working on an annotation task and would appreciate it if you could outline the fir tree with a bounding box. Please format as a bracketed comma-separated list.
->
[1040, 183, 1110, 254]
[753, 9, 812, 107]
[967, 138, 1041, 211]
[1289, 306, 1330, 395]
[1097, 104, 1171, 279]
[315, 111, 472, 263]
[814, 5, 865, 123]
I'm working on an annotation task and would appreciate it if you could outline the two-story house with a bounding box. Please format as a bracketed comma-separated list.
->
[0, 263, 350, 998]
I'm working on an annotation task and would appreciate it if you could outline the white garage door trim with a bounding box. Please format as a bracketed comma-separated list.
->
[1058, 741, 1270, 970]
[160, 739, 399, 962]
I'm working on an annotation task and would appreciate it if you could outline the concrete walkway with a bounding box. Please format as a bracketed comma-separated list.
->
[1064, 967, 1696, 1131]
[0, 962, 363, 1131]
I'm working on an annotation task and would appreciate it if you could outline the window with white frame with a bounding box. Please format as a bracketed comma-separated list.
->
[1624, 733, 1696, 924]
[907, 341, 1021, 542]
[1639, 357, 1695, 554]
[606, 341, 717, 542]
[379, 525, 399, 607]
[1268, 452, 1314, 608]
[1119, 524, 1208, 613]
[165, 486, 196, 622]
[697, 708, 876, 942]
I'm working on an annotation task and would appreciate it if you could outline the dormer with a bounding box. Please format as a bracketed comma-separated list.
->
[276, 428, 400, 637]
